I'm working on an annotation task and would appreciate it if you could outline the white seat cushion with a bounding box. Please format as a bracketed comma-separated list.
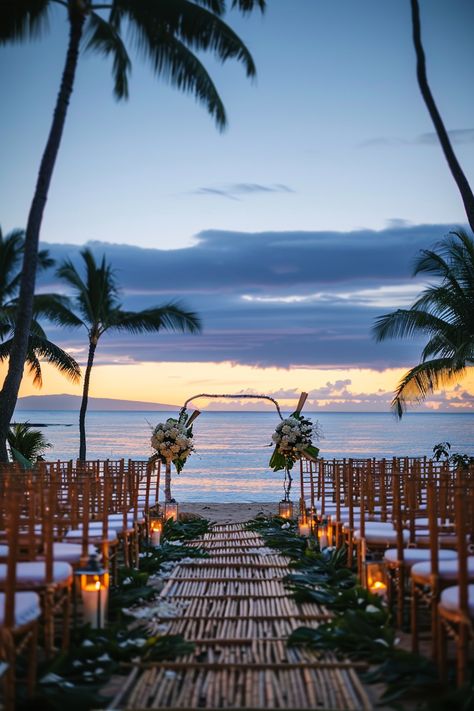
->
[65, 528, 118, 544]
[384, 547, 457, 566]
[0, 561, 72, 585]
[440, 585, 474, 618]
[0, 591, 41, 626]
[0, 542, 96, 565]
[411, 556, 474, 582]
[52, 542, 97, 564]
[354, 528, 410, 545]
[343, 520, 393, 530]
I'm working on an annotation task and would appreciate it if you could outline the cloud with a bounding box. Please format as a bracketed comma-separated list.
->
[192, 183, 294, 200]
[416, 129, 474, 146]
[39, 222, 467, 370]
[359, 128, 474, 148]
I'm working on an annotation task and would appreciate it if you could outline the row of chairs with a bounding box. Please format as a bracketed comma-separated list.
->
[299, 457, 474, 685]
[0, 458, 161, 709]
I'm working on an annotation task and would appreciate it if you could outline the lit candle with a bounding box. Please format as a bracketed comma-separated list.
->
[298, 522, 311, 538]
[318, 528, 329, 549]
[369, 580, 388, 597]
[81, 579, 108, 628]
[150, 520, 162, 546]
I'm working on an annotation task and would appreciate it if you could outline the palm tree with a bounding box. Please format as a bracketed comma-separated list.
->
[410, 0, 474, 231]
[54, 247, 201, 460]
[0, 226, 81, 387]
[373, 230, 474, 417]
[0, 0, 265, 461]
[7, 422, 52, 465]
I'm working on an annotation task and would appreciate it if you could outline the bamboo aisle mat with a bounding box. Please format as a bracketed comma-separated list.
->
[108, 524, 372, 710]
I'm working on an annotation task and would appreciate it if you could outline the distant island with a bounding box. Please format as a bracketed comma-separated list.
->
[15, 394, 178, 411]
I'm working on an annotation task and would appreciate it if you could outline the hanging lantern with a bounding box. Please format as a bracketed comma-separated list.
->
[164, 500, 179, 522]
[149, 516, 163, 546]
[279, 500, 294, 519]
[76, 555, 109, 629]
[363, 560, 388, 597]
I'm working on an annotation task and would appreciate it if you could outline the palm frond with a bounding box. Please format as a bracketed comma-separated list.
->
[231, 0, 266, 12]
[7, 422, 52, 462]
[26, 335, 81, 383]
[372, 308, 450, 342]
[85, 11, 132, 100]
[32, 293, 85, 328]
[25, 351, 43, 387]
[111, 303, 202, 334]
[392, 359, 467, 418]
[0, 0, 50, 44]
[0, 227, 25, 304]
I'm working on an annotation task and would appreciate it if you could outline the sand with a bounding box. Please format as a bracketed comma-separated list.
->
[179, 501, 278, 524]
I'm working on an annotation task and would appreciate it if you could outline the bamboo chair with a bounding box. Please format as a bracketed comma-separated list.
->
[438, 485, 474, 685]
[410, 478, 474, 659]
[0, 475, 73, 655]
[384, 469, 456, 629]
[0, 492, 40, 711]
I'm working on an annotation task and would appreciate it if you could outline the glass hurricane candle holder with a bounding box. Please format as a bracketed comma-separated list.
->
[298, 516, 311, 538]
[149, 517, 163, 546]
[164, 500, 179, 522]
[279, 500, 294, 519]
[363, 560, 388, 598]
[76, 554, 109, 629]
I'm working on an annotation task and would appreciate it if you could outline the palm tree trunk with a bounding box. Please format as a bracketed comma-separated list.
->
[410, 0, 474, 232]
[0, 9, 85, 462]
[79, 339, 97, 462]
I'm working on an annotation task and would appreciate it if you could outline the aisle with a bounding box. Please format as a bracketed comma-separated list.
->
[108, 524, 372, 710]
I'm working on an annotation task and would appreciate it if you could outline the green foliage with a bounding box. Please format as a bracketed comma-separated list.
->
[162, 516, 210, 541]
[373, 230, 474, 416]
[19, 624, 194, 710]
[433, 441, 474, 470]
[0, 226, 81, 387]
[7, 421, 51, 463]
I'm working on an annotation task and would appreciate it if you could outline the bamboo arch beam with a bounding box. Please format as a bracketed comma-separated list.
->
[179, 391, 308, 421]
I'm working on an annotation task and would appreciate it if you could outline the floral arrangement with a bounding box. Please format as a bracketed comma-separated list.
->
[150, 411, 197, 473]
[269, 412, 320, 471]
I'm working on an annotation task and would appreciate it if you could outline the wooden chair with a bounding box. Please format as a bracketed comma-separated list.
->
[0, 491, 40, 711]
[438, 485, 474, 685]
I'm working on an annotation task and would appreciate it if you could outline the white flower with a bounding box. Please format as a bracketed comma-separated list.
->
[365, 604, 380, 614]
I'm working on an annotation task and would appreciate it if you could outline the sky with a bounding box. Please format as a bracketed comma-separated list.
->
[1, 0, 474, 412]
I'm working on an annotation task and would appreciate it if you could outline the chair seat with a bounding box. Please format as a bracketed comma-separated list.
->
[0, 561, 73, 585]
[354, 527, 410, 545]
[0, 542, 96, 565]
[343, 520, 392, 530]
[51, 542, 97, 564]
[65, 528, 118, 544]
[385, 547, 457, 567]
[440, 584, 474, 618]
[411, 556, 474, 582]
[0, 591, 41, 627]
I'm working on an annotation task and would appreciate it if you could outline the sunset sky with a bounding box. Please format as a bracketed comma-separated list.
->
[1, 0, 474, 412]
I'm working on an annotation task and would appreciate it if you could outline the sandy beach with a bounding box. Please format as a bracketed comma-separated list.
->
[180, 501, 278, 524]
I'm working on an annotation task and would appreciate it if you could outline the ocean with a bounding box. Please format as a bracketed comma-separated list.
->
[13, 410, 474, 503]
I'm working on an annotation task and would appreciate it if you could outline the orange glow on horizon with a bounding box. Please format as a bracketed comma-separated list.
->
[2, 359, 473, 412]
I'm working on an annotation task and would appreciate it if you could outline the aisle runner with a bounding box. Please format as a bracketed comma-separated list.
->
[109, 524, 371, 710]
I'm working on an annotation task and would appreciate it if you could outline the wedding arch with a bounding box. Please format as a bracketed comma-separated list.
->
[151, 391, 318, 505]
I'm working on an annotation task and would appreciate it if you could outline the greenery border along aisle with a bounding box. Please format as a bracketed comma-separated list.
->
[246, 516, 474, 710]
[18, 518, 209, 711]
